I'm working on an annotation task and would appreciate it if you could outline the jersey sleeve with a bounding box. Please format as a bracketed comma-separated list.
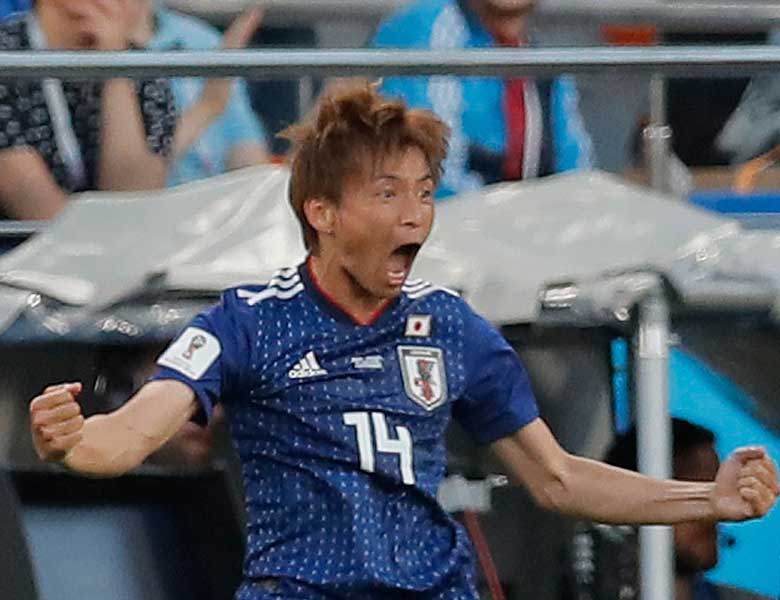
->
[0, 82, 28, 151]
[149, 291, 247, 420]
[453, 304, 539, 445]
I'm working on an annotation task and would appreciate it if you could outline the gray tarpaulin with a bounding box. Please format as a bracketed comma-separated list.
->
[0, 167, 779, 341]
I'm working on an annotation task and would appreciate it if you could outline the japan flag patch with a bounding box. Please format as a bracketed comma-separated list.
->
[157, 327, 221, 380]
[405, 314, 431, 337]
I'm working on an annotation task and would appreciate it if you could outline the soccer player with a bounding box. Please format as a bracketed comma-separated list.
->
[29, 82, 779, 600]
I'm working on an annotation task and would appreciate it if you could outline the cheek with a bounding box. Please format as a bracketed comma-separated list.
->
[335, 216, 378, 257]
[337, 205, 394, 246]
[423, 205, 435, 232]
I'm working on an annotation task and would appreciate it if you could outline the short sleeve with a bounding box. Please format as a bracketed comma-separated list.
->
[0, 81, 26, 150]
[150, 293, 246, 420]
[221, 80, 267, 148]
[453, 305, 539, 445]
[137, 78, 176, 157]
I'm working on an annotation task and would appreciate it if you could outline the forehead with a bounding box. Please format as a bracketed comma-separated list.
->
[348, 146, 431, 185]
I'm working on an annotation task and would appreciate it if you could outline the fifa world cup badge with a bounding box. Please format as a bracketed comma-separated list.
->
[183, 334, 207, 360]
[158, 327, 221, 380]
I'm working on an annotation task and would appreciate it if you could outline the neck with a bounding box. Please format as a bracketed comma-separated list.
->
[675, 576, 693, 600]
[468, 0, 531, 45]
[35, 5, 78, 49]
[308, 254, 390, 326]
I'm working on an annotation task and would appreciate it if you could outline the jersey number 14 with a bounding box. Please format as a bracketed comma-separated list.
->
[343, 411, 415, 485]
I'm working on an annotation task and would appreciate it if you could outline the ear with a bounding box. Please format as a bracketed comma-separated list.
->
[302, 197, 336, 238]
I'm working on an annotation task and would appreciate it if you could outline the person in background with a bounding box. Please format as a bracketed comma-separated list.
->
[130, 2, 268, 187]
[373, 0, 594, 198]
[716, 77, 780, 166]
[562, 419, 771, 600]
[0, 0, 176, 220]
[0, 0, 28, 20]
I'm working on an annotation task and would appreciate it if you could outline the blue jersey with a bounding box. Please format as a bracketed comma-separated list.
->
[152, 260, 539, 599]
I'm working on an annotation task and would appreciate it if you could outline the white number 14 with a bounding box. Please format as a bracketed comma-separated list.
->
[343, 411, 415, 485]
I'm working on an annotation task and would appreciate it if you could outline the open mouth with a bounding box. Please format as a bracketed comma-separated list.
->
[387, 243, 421, 286]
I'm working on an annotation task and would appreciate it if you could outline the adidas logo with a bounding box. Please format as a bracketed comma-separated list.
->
[288, 351, 328, 379]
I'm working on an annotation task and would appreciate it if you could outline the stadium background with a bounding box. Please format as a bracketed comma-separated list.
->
[0, 1, 779, 599]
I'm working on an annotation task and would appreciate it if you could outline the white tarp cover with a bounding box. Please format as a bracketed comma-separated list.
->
[1, 167, 779, 338]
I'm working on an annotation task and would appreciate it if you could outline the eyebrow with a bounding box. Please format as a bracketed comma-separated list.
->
[376, 174, 434, 182]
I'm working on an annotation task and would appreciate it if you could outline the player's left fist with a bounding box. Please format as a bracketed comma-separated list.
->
[711, 447, 780, 521]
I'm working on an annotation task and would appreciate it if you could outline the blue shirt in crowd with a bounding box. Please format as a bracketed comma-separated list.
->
[373, 0, 594, 198]
[0, 0, 28, 20]
[150, 6, 267, 186]
[152, 261, 539, 599]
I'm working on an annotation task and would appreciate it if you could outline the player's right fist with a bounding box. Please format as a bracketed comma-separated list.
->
[29, 383, 85, 462]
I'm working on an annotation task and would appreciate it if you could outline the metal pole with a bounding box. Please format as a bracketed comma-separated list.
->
[634, 293, 674, 600]
[643, 73, 673, 194]
[7, 46, 780, 79]
[0, 221, 44, 238]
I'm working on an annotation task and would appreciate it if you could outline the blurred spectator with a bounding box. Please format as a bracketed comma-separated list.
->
[0, 0, 28, 20]
[716, 36, 780, 166]
[561, 419, 770, 600]
[373, 0, 594, 198]
[130, 2, 269, 186]
[0, 0, 175, 220]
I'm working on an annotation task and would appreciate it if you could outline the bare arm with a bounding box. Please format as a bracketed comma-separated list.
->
[30, 380, 199, 477]
[97, 77, 168, 191]
[171, 8, 263, 161]
[0, 148, 67, 219]
[492, 418, 779, 525]
[226, 143, 269, 171]
[78, 1, 167, 191]
[171, 98, 224, 160]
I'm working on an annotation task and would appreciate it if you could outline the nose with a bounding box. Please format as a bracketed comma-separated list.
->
[399, 190, 426, 228]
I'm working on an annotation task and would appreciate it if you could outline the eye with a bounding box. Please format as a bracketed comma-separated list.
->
[420, 189, 433, 201]
[380, 189, 396, 200]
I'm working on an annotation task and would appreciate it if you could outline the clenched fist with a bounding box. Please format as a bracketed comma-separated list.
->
[712, 446, 780, 521]
[29, 383, 85, 462]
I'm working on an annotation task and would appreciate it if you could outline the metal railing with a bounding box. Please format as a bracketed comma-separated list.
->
[2, 46, 780, 79]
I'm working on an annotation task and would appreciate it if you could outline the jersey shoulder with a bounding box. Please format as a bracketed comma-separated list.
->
[223, 265, 305, 310]
[403, 279, 491, 331]
[402, 277, 460, 301]
[402, 278, 468, 319]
